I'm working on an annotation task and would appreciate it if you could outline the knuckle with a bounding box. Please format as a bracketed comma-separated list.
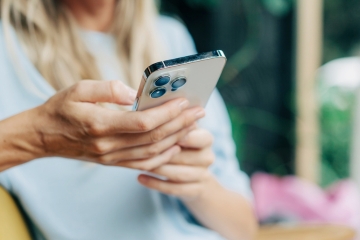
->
[109, 80, 119, 91]
[97, 155, 112, 165]
[138, 162, 154, 172]
[137, 165, 149, 172]
[71, 82, 85, 96]
[136, 117, 152, 132]
[109, 81, 121, 101]
[84, 114, 105, 137]
[169, 107, 180, 119]
[145, 144, 161, 158]
[181, 114, 191, 128]
[87, 121, 104, 136]
[91, 141, 110, 155]
[178, 128, 190, 140]
[150, 128, 166, 143]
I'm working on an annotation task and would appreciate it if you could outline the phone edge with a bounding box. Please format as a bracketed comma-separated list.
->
[143, 50, 226, 81]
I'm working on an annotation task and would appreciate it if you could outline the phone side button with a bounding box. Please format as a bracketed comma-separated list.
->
[132, 97, 139, 111]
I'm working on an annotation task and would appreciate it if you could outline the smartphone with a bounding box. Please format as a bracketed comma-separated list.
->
[133, 50, 227, 111]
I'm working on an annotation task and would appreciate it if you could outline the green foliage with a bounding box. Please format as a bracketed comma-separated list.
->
[319, 87, 355, 186]
[227, 105, 245, 163]
[318, 0, 360, 185]
[323, 0, 360, 63]
[261, 0, 293, 17]
[227, 104, 294, 176]
[184, 0, 220, 9]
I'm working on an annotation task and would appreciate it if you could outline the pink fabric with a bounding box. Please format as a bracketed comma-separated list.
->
[252, 173, 360, 231]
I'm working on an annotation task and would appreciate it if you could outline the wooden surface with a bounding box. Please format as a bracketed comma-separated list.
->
[295, 0, 323, 183]
[256, 224, 356, 240]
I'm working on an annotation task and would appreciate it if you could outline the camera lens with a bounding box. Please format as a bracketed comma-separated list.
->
[154, 76, 170, 87]
[171, 77, 187, 89]
[150, 87, 166, 98]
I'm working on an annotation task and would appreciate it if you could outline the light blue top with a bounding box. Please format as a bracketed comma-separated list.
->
[0, 16, 252, 240]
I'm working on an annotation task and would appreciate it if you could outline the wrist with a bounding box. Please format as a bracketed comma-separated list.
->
[28, 106, 49, 158]
[182, 172, 222, 204]
[0, 107, 46, 167]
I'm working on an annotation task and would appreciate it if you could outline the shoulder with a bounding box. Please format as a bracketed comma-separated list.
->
[157, 15, 189, 34]
[156, 15, 197, 58]
[0, 20, 15, 81]
[0, 20, 18, 68]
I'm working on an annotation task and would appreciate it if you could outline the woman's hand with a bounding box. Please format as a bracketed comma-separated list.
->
[137, 128, 216, 201]
[0, 80, 205, 171]
[138, 128, 258, 240]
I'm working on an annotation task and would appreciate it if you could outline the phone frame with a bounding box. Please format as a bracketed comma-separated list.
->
[134, 50, 226, 111]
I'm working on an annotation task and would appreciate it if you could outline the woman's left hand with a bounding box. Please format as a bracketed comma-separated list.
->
[139, 128, 258, 240]
[138, 128, 216, 201]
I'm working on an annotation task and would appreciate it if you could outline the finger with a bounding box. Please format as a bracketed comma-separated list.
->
[114, 146, 181, 171]
[113, 98, 196, 133]
[177, 128, 213, 149]
[87, 98, 194, 135]
[71, 80, 136, 105]
[138, 174, 202, 198]
[150, 165, 208, 183]
[87, 108, 204, 153]
[120, 108, 203, 144]
[168, 148, 215, 167]
[95, 125, 195, 163]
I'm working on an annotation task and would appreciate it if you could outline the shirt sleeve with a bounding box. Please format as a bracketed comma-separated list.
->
[200, 90, 253, 201]
[0, 171, 11, 191]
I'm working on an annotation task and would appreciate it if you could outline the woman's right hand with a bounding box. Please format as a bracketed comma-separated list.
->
[31, 80, 205, 170]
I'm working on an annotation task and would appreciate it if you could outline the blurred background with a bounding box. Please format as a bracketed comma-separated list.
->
[160, 0, 360, 186]
[160, 0, 360, 238]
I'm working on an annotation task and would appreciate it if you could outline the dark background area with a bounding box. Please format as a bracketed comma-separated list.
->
[160, 0, 360, 180]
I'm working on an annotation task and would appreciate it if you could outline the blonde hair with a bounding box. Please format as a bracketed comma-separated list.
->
[0, 0, 164, 91]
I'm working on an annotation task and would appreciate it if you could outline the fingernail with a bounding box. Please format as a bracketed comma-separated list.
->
[179, 100, 189, 110]
[195, 109, 206, 119]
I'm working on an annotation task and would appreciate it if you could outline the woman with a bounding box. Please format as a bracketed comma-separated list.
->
[0, 0, 257, 239]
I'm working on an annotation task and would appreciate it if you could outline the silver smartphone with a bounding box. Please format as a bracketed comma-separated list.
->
[133, 50, 227, 111]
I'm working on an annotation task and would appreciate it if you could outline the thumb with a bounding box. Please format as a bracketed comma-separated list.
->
[71, 80, 137, 105]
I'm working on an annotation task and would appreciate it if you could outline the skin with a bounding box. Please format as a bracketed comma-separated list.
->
[0, 80, 204, 171]
[139, 129, 258, 240]
[0, 0, 258, 239]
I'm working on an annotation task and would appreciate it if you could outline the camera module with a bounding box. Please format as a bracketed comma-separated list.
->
[171, 77, 187, 89]
[150, 87, 167, 98]
[154, 75, 170, 87]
